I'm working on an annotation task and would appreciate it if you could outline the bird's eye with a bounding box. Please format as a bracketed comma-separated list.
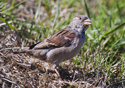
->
[79, 17, 81, 20]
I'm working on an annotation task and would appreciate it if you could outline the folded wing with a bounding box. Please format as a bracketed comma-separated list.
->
[30, 29, 76, 50]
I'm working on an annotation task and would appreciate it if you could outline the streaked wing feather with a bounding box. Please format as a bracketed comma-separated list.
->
[31, 29, 76, 49]
[29, 41, 42, 49]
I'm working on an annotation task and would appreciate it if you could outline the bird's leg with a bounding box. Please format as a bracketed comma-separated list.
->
[53, 61, 62, 80]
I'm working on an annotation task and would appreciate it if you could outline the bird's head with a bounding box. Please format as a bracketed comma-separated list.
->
[68, 15, 92, 33]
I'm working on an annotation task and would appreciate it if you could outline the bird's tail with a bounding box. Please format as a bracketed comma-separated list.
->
[13, 50, 26, 54]
[13, 47, 33, 55]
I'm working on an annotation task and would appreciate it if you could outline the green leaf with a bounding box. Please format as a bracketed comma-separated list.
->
[84, 0, 90, 18]
[0, 17, 15, 30]
[99, 22, 125, 41]
[0, 0, 26, 14]
[116, 41, 125, 46]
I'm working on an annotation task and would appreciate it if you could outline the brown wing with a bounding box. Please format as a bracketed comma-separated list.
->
[30, 29, 76, 50]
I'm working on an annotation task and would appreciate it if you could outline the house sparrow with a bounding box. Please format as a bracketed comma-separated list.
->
[14, 15, 92, 78]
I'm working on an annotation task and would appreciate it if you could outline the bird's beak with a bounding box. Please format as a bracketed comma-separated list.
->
[83, 19, 92, 25]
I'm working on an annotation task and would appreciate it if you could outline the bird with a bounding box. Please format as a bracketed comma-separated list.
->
[14, 15, 92, 78]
